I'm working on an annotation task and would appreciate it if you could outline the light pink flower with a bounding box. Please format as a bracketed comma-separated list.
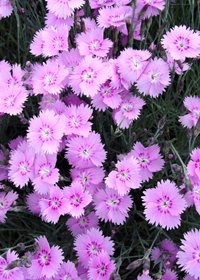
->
[39, 185, 70, 223]
[0, 191, 18, 223]
[88, 250, 115, 280]
[66, 212, 99, 236]
[65, 132, 107, 169]
[28, 236, 64, 279]
[30, 28, 46, 57]
[128, 142, 165, 182]
[162, 269, 178, 280]
[187, 148, 200, 179]
[89, 0, 114, 9]
[179, 96, 200, 128]
[136, 57, 171, 97]
[26, 191, 49, 214]
[74, 227, 114, 268]
[63, 181, 92, 218]
[69, 55, 108, 97]
[109, 58, 129, 90]
[32, 60, 69, 95]
[47, 0, 84, 18]
[177, 229, 200, 279]
[54, 261, 81, 280]
[0, 0, 13, 18]
[167, 52, 189, 75]
[105, 156, 141, 195]
[0, 64, 25, 87]
[161, 25, 200, 60]
[38, 93, 59, 111]
[45, 11, 74, 29]
[93, 186, 133, 225]
[137, 275, 153, 280]
[142, 180, 187, 230]
[135, 0, 165, 19]
[0, 249, 24, 280]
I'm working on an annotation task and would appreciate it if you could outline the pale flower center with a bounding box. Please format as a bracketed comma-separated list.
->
[193, 109, 200, 117]
[122, 104, 132, 111]
[195, 188, 200, 196]
[151, 72, 160, 83]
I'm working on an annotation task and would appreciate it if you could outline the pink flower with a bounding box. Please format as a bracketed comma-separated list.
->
[184, 275, 196, 280]
[33, 153, 59, 194]
[28, 236, 64, 279]
[69, 55, 108, 97]
[0, 191, 18, 223]
[166, 52, 189, 75]
[32, 60, 69, 95]
[89, 0, 114, 9]
[38, 93, 59, 111]
[62, 104, 93, 137]
[137, 275, 153, 280]
[142, 180, 187, 230]
[63, 181, 92, 218]
[74, 227, 114, 268]
[45, 11, 74, 29]
[8, 141, 35, 188]
[135, 0, 165, 19]
[27, 109, 65, 154]
[177, 228, 200, 279]
[162, 269, 178, 280]
[0, 85, 28, 115]
[0, 64, 25, 87]
[112, 92, 145, 129]
[39, 185, 70, 223]
[54, 261, 81, 280]
[93, 186, 133, 225]
[105, 156, 141, 195]
[129, 142, 165, 182]
[76, 27, 113, 57]
[187, 148, 200, 179]
[179, 96, 200, 128]
[97, 6, 133, 28]
[88, 250, 115, 280]
[26, 191, 49, 214]
[30, 28, 46, 57]
[136, 57, 170, 97]
[0, 249, 24, 280]
[0, 0, 13, 18]
[65, 132, 107, 169]
[66, 212, 99, 236]
[46, 0, 84, 18]
[151, 239, 178, 269]
[161, 25, 200, 60]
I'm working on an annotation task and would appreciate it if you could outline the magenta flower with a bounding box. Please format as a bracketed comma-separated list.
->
[177, 228, 200, 279]
[129, 142, 165, 182]
[105, 156, 141, 195]
[54, 261, 81, 280]
[69, 55, 108, 97]
[66, 132, 107, 169]
[32, 60, 69, 95]
[39, 185, 70, 223]
[0, 249, 24, 280]
[151, 239, 178, 269]
[76, 27, 113, 57]
[66, 212, 99, 237]
[162, 269, 178, 280]
[63, 181, 92, 218]
[74, 227, 114, 268]
[88, 250, 115, 280]
[136, 57, 170, 97]
[142, 180, 187, 230]
[93, 186, 133, 225]
[179, 96, 200, 128]
[28, 236, 64, 279]
[0, 0, 13, 18]
[161, 25, 200, 60]
[0, 191, 18, 223]
[187, 148, 200, 179]
[27, 109, 65, 154]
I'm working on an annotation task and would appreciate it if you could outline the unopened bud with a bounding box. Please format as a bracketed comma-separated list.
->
[163, 141, 169, 155]
[185, 179, 193, 192]
[172, 164, 183, 173]
[168, 154, 173, 159]
[24, 260, 32, 268]
[187, 128, 192, 140]
[158, 117, 165, 130]
[126, 259, 143, 270]
[147, 137, 155, 146]
[33, 242, 40, 252]
[137, 4, 148, 21]
[156, 21, 167, 38]
[159, 43, 167, 62]
[17, 243, 26, 251]
[149, 42, 156, 53]
[5, 259, 22, 270]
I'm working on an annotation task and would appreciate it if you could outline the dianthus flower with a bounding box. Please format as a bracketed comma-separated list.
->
[135, 0, 165, 19]
[76, 27, 113, 57]
[74, 227, 114, 268]
[187, 148, 200, 179]
[166, 52, 189, 75]
[54, 261, 81, 280]
[0, 191, 18, 223]
[176, 228, 200, 279]
[137, 275, 153, 280]
[93, 186, 133, 225]
[151, 239, 178, 269]
[112, 92, 145, 129]
[33, 153, 59, 194]
[97, 6, 133, 28]
[47, 0, 84, 18]
[66, 212, 99, 237]
[0, 0, 13, 18]
[65, 131, 106, 169]
[27, 109, 65, 154]
[26, 191, 49, 214]
[39, 185, 70, 223]
[8, 141, 35, 188]
[28, 236, 64, 279]
[0, 85, 28, 115]
[184, 275, 196, 280]
[142, 180, 186, 230]
[161, 25, 200, 61]
[128, 142, 165, 182]
[45, 11, 74, 29]
[117, 48, 151, 86]
[30, 28, 46, 57]
[88, 250, 115, 280]
[32, 60, 69, 95]
[0, 249, 24, 280]
[136, 57, 170, 97]
[63, 181, 92, 218]
[0, 64, 25, 88]
[109, 58, 129, 90]
[38, 93, 59, 111]
[162, 269, 178, 280]
[69, 55, 108, 97]
[179, 96, 200, 128]
[89, 0, 114, 9]
[105, 156, 141, 195]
